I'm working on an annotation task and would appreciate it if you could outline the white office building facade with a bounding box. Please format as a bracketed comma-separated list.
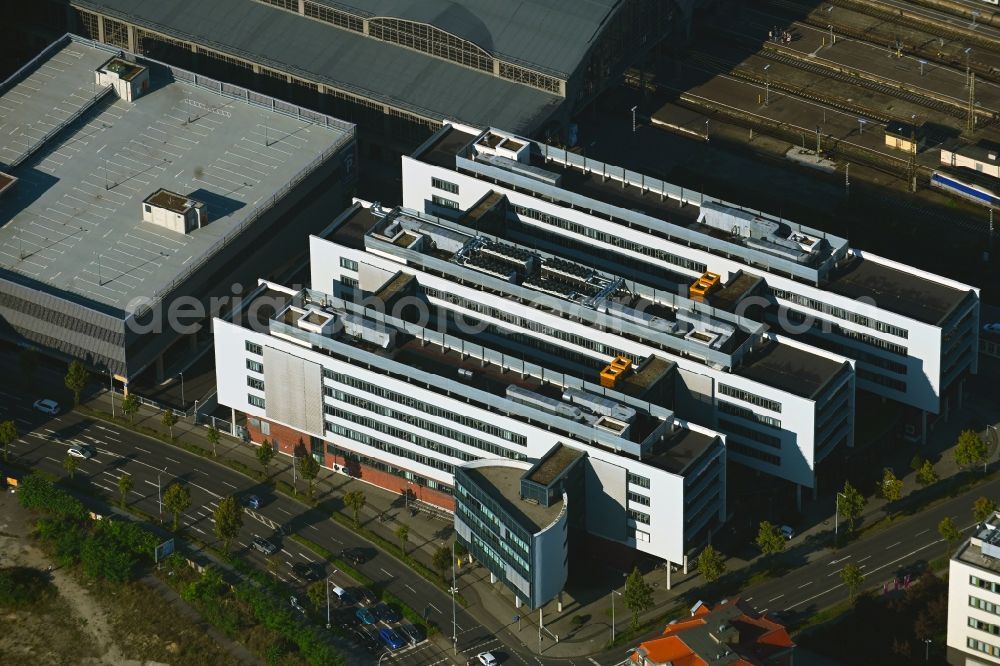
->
[948, 513, 1000, 665]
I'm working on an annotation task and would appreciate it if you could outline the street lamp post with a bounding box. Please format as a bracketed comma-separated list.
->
[325, 574, 332, 629]
[924, 638, 932, 662]
[763, 64, 770, 106]
[109, 370, 115, 418]
[610, 589, 623, 643]
[177, 372, 185, 408]
[835, 491, 848, 540]
[157, 468, 166, 522]
[966, 48, 973, 87]
[986, 425, 999, 473]
[450, 540, 458, 655]
[631, 105, 638, 133]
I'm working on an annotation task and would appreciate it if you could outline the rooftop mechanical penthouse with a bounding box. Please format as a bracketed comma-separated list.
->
[0, 34, 356, 383]
[313, 201, 854, 502]
[403, 124, 980, 442]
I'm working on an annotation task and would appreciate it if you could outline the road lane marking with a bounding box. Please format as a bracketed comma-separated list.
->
[164, 456, 180, 464]
[915, 529, 930, 537]
[380, 567, 392, 577]
[221, 480, 237, 489]
[428, 603, 442, 614]
[857, 555, 872, 563]
[886, 541, 901, 550]
[135, 446, 151, 454]
[798, 581, 812, 589]
[768, 594, 784, 602]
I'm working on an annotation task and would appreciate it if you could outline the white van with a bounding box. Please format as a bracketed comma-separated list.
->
[331, 585, 354, 604]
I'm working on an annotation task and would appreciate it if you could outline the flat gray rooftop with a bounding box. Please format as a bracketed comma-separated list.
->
[0, 41, 111, 169]
[826, 256, 971, 326]
[464, 464, 563, 534]
[736, 339, 846, 399]
[0, 39, 349, 313]
[644, 426, 717, 475]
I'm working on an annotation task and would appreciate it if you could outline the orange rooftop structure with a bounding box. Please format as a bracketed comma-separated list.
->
[631, 598, 794, 666]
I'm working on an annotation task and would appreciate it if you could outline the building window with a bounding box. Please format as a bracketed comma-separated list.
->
[368, 17, 494, 73]
[342, 276, 359, 289]
[75, 9, 99, 39]
[432, 177, 460, 195]
[432, 195, 459, 210]
[718, 384, 782, 413]
[969, 616, 1000, 636]
[718, 400, 782, 429]
[102, 17, 130, 49]
[627, 491, 650, 507]
[727, 441, 780, 466]
[302, 1, 363, 31]
[970, 595, 1000, 616]
[627, 472, 651, 489]
[247, 377, 265, 391]
[246, 359, 263, 373]
[248, 394, 265, 409]
[260, 421, 270, 436]
[627, 509, 650, 525]
[339, 257, 358, 271]
[967, 637, 1000, 657]
[971, 576, 1000, 594]
[498, 62, 562, 94]
[246, 341, 263, 355]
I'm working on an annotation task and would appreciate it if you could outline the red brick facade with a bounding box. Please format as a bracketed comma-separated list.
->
[244, 414, 456, 511]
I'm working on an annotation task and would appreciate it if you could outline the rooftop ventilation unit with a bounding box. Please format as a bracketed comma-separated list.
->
[506, 385, 584, 422]
[142, 189, 207, 234]
[562, 387, 637, 423]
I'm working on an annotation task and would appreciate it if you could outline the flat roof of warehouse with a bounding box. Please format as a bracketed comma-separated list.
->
[735, 339, 846, 400]
[72, 0, 564, 134]
[825, 256, 971, 325]
[0, 37, 350, 314]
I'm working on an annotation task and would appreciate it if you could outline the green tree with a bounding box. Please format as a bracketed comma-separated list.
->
[161, 409, 178, 440]
[163, 482, 191, 532]
[299, 452, 320, 501]
[343, 489, 366, 527]
[18, 347, 37, 387]
[306, 580, 326, 611]
[117, 473, 133, 509]
[838, 480, 866, 532]
[916, 460, 938, 487]
[696, 544, 726, 583]
[206, 425, 220, 458]
[121, 393, 139, 424]
[64, 360, 90, 406]
[955, 429, 988, 471]
[623, 566, 653, 630]
[879, 469, 903, 504]
[840, 563, 865, 602]
[0, 419, 17, 462]
[910, 454, 925, 473]
[938, 516, 962, 556]
[431, 545, 452, 581]
[756, 521, 785, 558]
[396, 524, 410, 557]
[213, 495, 243, 552]
[256, 439, 275, 477]
[974, 496, 999, 523]
[62, 454, 79, 480]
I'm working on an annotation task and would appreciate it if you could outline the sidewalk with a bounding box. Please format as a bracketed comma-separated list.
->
[81, 374, 1000, 658]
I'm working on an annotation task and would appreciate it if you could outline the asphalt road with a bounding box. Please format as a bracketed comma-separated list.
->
[5, 355, 997, 665]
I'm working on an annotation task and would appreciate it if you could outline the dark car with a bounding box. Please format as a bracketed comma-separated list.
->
[399, 622, 423, 645]
[341, 547, 367, 565]
[355, 587, 378, 606]
[374, 603, 402, 623]
[379, 626, 406, 650]
[355, 607, 376, 625]
[292, 562, 322, 581]
[243, 494, 261, 510]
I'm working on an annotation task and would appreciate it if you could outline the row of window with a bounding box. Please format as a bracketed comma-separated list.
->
[248, 394, 265, 409]
[302, 0, 364, 32]
[246, 340, 263, 355]
[718, 400, 782, 430]
[326, 421, 456, 474]
[770, 288, 909, 339]
[432, 177, 460, 195]
[718, 384, 782, 413]
[325, 370, 526, 445]
[628, 472, 651, 489]
[512, 204, 708, 276]
[498, 62, 562, 94]
[432, 195, 459, 210]
[968, 637, 1000, 658]
[969, 616, 1000, 636]
[247, 376, 265, 391]
[857, 368, 907, 393]
[326, 405, 477, 464]
[339, 257, 358, 271]
[330, 389, 526, 461]
[627, 508, 650, 525]
[369, 17, 494, 73]
[728, 441, 780, 466]
[246, 359, 263, 373]
[972, 576, 1000, 594]
[327, 441, 454, 495]
[718, 418, 782, 449]
[456, 502, 530, 571]
[627, 491, 650, 507]
[970, 595, 1000, 617]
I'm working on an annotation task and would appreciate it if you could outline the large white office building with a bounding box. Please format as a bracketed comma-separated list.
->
[310, 201, 854, 504]
[947, 512, 1000, 665]
[401, 124, 981, 443]
[215, 245, 728, 585]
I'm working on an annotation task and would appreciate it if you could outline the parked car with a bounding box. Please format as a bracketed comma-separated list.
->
[243, 494, 261, 510]
[252, 537, 278, 555]
[984, 322, 1000, 335]
[398, 622, 423, 645]
[379, 626, 406, 650]
[355, 607, 376, 625]
[32, 399, 59, 415]
[289, 596, 306, 616]
[374, 602, 402, 623]
[67, 446, 93, 459]
[341, 547, 367, 565]
[355, 587, 378, 606]
[779, 525, 795, 540]
[331, 585, 355, 605]
[292, 562, 322, 581]
[477, 652, 498, 666]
